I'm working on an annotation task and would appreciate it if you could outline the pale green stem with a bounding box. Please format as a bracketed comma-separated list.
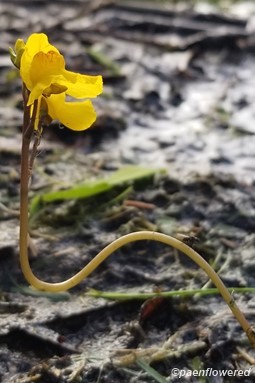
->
[86, 287, 255, 300]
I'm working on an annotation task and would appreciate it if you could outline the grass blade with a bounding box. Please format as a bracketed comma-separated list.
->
[136, 359, 168, 383]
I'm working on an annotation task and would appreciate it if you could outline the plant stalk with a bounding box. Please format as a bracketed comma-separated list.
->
[18, 91, 255, 348]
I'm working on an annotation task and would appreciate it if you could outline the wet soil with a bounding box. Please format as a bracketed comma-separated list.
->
[1, 1, 255, 382]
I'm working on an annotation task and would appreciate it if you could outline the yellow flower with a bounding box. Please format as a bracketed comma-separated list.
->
[17, 33, 103, 131]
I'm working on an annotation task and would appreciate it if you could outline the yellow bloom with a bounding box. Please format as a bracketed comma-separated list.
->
[17, 33, 103, 131]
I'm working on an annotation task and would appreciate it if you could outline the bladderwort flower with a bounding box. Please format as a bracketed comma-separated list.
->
[10, 33, 255, 349]
[11, 33, 103, 131]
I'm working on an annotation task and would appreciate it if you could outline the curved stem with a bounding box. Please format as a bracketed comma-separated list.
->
[19, 221, 255, 346]
[19, 95, 255, 347]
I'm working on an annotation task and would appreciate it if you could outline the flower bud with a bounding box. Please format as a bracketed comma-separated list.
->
[9, 39, 25, 68]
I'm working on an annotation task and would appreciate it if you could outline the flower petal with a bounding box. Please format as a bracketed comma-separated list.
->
[43, 83, 68, 97]
[60, 70, 103, 98]
[30, 51, 65, 84]
[20, 33, 59, 90]
[28, 83, 48, 106]
[26, 51, 66, 105]
[46, 93, 97, 131]
[24, 33, 59, 58]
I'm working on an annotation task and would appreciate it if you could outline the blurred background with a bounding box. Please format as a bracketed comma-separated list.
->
[1, 0, 255, 181]
[1, 1, 255, 382]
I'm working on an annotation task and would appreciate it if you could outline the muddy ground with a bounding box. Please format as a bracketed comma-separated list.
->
[1, 0, 255, 382]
